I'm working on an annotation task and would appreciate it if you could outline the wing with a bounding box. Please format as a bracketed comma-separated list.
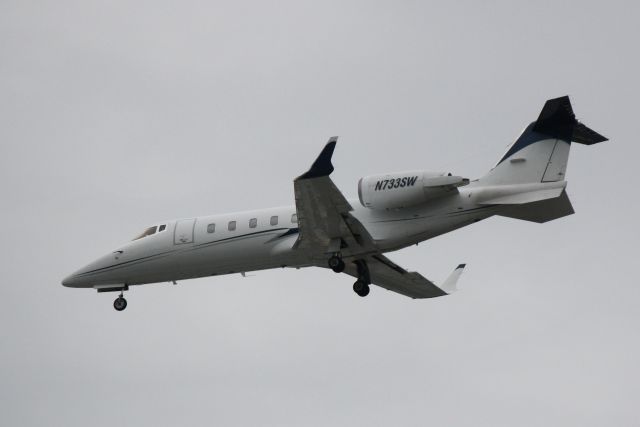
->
[293, 137, 377, 259]
[343, 255, 466, 299]
[294, 139, 466, 298]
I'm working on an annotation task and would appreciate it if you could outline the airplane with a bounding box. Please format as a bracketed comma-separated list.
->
[62, 96, 607, 311]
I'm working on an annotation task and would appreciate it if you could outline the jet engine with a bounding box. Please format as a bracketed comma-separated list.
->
[358, 170, 469, 210]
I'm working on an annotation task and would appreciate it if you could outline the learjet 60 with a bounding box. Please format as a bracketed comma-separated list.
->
[62, 96, 607, 311]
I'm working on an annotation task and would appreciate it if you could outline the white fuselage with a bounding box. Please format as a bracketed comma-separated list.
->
[62, 186, 496, 289]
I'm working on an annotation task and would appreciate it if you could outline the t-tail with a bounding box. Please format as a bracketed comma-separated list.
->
[475, 96, 608, 223]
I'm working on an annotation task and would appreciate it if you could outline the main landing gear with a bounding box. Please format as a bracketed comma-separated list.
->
[328, 255, 371, 297]
[113, 292, 127, 311]
[328, 254, 345, 273]
[353, 259, 371, 297]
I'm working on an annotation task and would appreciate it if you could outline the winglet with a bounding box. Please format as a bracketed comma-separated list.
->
[439, 264, 466, 294]
[296, 137, 338, 180]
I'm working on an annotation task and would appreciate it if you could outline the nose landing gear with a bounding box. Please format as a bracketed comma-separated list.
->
[96, 285, 129, 311]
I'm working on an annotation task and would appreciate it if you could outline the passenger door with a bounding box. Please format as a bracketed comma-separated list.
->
[174, 219, 195, 244]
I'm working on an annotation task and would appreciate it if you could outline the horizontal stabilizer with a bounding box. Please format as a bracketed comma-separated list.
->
[572, 122, 608, 145]
[533, 96, 608, 144]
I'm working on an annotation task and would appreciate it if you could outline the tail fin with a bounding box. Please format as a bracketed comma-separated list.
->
[479, 96, 608, 186]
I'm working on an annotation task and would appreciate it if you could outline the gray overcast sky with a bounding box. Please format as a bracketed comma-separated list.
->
[1, 1, 639, 426]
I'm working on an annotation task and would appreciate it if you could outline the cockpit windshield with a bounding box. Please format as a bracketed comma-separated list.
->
[132, 226, 158, 241]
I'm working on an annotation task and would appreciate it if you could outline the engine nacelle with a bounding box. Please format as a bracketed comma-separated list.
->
[358, 170, 468, 210]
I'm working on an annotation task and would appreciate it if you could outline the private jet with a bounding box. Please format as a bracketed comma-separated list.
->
[62, 96, 607, 311]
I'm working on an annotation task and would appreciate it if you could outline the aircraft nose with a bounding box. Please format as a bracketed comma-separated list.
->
[61, 271, 93, 288]
[61, 273, 81, 287]
[62, 252, 120, 288]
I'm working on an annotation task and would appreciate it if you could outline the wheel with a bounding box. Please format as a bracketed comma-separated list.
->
[328, 255, 341, 269]
[328, 256, 345, 273]
[359, 284, 370, 297]
[113, 296, 127, 311]
[353, 280, 370, 297]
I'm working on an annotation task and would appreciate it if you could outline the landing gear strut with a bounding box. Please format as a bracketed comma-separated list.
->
[328, 254, 345, 273]
[113, 292, 127, 311]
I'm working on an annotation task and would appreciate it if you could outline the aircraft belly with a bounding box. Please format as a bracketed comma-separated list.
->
[371, 206, 497, 251]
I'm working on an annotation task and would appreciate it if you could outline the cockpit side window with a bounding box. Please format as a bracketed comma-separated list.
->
[132, 226, 158, 241]
[159, 224, 166, 232]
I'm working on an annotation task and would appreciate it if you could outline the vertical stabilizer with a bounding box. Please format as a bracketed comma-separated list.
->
[479, 96, 607, 186]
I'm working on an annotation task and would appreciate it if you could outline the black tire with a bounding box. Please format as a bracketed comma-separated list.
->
[353, 280, 370, 297]
[359, 284, 370, 297]
[328, 256, 341, 269]
[331, 258, 345, 273]
[114, 297, 127, 311]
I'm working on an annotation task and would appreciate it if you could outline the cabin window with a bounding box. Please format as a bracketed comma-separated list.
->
[207, 223, 216, 233]
[132, 226, 157, 241]
[270, 215, 278, 226]
[228, 221, 236, 231]
[159, 224, 166, 232]
[291, 213, 298, 224]
[249, 218, 257, 228]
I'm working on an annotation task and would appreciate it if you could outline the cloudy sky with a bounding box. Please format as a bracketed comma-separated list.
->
[1, 1, 639, 425]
